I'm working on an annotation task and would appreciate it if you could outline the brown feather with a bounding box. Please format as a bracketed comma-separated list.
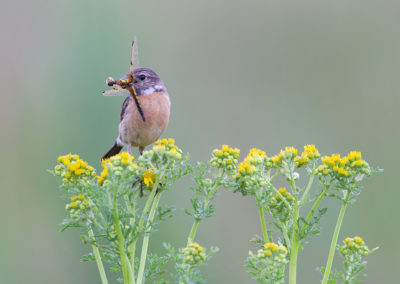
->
[119, 92, 170, 147]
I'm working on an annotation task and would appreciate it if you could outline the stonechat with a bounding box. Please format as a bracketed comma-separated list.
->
[102, 39, 170, 160]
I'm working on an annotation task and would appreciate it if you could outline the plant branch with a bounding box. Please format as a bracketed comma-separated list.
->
[137, 186, 163, 284]
[258, 207, 269, 242]
[113, 187, 133, 284]
[289, 193, 300, 284]
[129, 177, 159, 272]
[187, 177, 220, 244]
[300, 171, 315, 204]
[322, 190, 351, 284]
[88, 228, 109, 284]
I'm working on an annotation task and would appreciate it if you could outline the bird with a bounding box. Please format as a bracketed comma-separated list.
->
[101, 41, 170, 161]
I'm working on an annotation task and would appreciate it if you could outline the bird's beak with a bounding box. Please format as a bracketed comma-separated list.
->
[131, 75, 138, 84]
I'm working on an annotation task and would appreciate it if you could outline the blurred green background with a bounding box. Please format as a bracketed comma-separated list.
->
[1, 0, 398, 283]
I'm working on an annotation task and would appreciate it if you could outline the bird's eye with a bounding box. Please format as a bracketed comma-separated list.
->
[138, 74, 146, 81]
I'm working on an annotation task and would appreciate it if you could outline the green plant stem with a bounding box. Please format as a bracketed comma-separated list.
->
[306, 186, 329, 223]
[124, 195, 135, 221]
[88, 228, 109, 284]
[300, 172, 315, 204]
[258, 207, 269, 242]
[187, 219, 200, 244]
[289, 194, 300, 284]
[137, 191, 163, 284]
[322, 190, 350, 284]
[280, 221, 291, 250]
[187, 180, 220, 244]
[113, 187, 133, 284]
[129, 177, 160, 273]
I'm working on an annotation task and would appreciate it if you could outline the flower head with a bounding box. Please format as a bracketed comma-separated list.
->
[295, 144, 320, 167]
[232, 160, 266, 195]
[182, 242, 206, 265]
[97, 152, 138, 185]
[317, 151, 370, 180]
[340, 236, 371, 259]
[269, 146, 298, 168]
[55, 154, 96, 185]
[65, 194, 93, 219]
[152, 138, 183, 160]
[244, 148, 268, 166]
[210, 144, 240, 173]
[257, 243, 287, 263]
[143, 168, 157, 187]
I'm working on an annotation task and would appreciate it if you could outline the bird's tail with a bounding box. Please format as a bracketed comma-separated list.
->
[102, 142, 123, 160]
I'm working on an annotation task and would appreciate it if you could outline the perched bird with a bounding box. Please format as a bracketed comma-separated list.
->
[102, 67, 170, 160]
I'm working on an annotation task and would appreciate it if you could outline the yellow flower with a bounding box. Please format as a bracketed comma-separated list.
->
[271, 155, 281, 163]
[348, 151, 361, 162]
[244, 148, 267, 165]
[303, 144, 320, 159]
[55, 154, 95, 184]
[211, 145, 240, 172]
[75, 169, 84, 176]
[295, 155, 309, 167]
[237, 161, 256, 174]
[278, 187, 286, 194]
[354, 236, 363, 244]
[182, 242, 206, 265]
[259, 242, 287, 261]
[143, 168, 157, 187]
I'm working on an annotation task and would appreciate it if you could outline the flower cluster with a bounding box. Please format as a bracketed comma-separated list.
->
[256, 243, 288, 264]
[268, 188, 294, 221]
[210, 145, 240, 173]
[98, 152, 138, 186]
[317, 151, 370, 180]
[232, 160, 266, 195]
[152, 138, 182, 160]
[294, 144, 321, 168]
[55, 154, 96, 185]
[65, 194, 92, 218]
[270, 146, 298, 167]
[244, 148, 268, 167]
[247, 242, 288, 283]
[139, 139, 183, 173]
[340, 236, 370, 259]
[182, 242, 206, 265]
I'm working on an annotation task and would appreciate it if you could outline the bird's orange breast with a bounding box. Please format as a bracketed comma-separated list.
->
[119, 92, 170, 147]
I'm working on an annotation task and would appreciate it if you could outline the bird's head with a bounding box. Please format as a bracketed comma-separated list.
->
[131, 68, 166, 96]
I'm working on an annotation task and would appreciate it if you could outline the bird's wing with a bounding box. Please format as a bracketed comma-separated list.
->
[120, 96, 131, 121]
[102, 88, 130, 97]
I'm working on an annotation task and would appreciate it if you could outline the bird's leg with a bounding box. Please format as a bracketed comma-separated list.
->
[127, 144, 133, 155]
[139, 146, 145, 155]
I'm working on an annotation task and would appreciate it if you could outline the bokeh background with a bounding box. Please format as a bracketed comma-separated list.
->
[1, 0, 399, 283]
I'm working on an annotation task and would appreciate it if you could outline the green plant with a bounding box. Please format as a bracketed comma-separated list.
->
[51, 142, 380, 283]
[223, 145, 380, 284]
